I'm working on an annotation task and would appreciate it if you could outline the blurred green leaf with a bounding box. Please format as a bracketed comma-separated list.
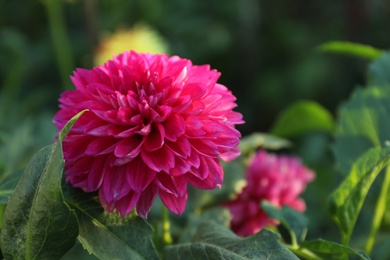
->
[270, 100, 334, 138]
[0, 169, 23, 205]
[333, 87, 390, 174]
[368, 51, 390, 86]
[261, 201, 308, 245]
[63, 185, 159, 260]
[319, 41, 383, 60]
[300, 239, 370, 259]
[239, 132, 292, 155]
[0, 110, 85, 259]
[329, 147, 390, 244]
[164, 222, 298, 259]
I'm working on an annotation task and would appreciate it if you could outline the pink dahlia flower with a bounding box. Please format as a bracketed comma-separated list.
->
[224, 150, 314, 236]
[54, 51, 243, 218]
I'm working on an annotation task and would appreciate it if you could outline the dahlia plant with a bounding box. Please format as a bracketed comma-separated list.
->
[1, 45, 390, 260]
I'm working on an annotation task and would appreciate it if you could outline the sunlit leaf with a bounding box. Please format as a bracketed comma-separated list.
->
[329, 147, 390, 244]
[319, 41, 383, 60]
[0, 110, 85, 259]
[300, 239, 370, 259]
[164, 222, 298, 259]
[63, 185, 159, 260]
[270, 100, 334, 138]
[239, 132, 292, 155]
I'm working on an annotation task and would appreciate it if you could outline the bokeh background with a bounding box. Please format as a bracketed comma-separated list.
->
[1, 0, 390, 257]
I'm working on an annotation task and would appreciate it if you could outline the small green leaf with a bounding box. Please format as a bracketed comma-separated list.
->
[0, 110, 86, 259]
[319, 41, 383, 60]
[261, 201, 308, 245]
[368, 51, 390, 86]
[300, 239, 370, 260]
[239, 132, 292, 155]
[329, 147, 390, 244]
[164, 222, 298, 259]
[63, 185, 159, 260]
[270, 100, 334, 138]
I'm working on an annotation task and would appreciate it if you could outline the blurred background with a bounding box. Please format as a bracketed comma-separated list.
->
[1, 0, 390, 254]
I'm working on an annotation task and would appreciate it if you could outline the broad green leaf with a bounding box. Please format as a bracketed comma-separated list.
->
[333, 87, 390, 174]
[270, 100, 334, 138]
[300, 239, 370, 260]
[239, 132, 292, 155]
[179, 208, 231, 243]
[261, 201, 308, 244]
[329, 147, 390, 243]
[0, 110, 85, 259]
[164, 222, 298, 259]
[318, 41, 383, 60]
[0, 169, 23, 205]
[368, 51, 390, 86]
[63, 185, 159, 260]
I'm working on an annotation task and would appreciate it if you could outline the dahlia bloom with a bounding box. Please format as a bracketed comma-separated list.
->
[54, 51, 243, 218]
[224, 150, 314, 236]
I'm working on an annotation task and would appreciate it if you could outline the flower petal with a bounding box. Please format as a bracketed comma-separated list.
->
[159, 190, 187, 215]
[136, 183, 159, 218]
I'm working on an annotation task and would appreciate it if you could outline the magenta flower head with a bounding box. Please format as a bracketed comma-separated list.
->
[224, 150, 315, 236]
[53, 51, 243, 218]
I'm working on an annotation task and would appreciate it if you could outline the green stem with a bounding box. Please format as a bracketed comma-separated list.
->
[162, 206, 173, 246]
[286, 244, 323, 260]
[365, 165, 390, 254]
[42, 0, 74, 90]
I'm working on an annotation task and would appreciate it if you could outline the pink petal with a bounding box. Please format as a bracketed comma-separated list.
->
[190, 139, 220, 157]
[114, 137, 144, 158]
[143, 123, 165, 152]
[87, 155, 108, 191]
[164, 114, 186, 141]
[156, 173, 187, 197]
[166, 136, 191, 158]
[187, 157, 223, 189]
[159, 189, 187, 215]
[102, 166, 131, 203]
[136, 183, 159, 218]
[115, 190, 142, 217]
[85, 136, 118, 156]
[141, 145, 174, 172]
[126, 158, 156, 192]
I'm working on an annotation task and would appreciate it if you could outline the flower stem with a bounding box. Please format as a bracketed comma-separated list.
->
[286, 244, 323, 260]
[42, 0, 74, 90]
[162, 206, 173, 246]
[365, 165, 390, 254]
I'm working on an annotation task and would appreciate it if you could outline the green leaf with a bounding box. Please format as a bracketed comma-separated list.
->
[164, 222, 298, 259]
[270, 100, 335, 138]
[239, 132, 292, 155]
[319, 41, 383, 60]
[368, 51, 390, 86]
[300, 239, 370, 259]
[179, 208, 231, 243]
[63, 185, 159, 260]
[333, 87, 390, 174]
[0, 169, 23, 205]
[261, 201, 308, 245]
[329, 147, 390, 244]
[0, 110, 86, 259]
